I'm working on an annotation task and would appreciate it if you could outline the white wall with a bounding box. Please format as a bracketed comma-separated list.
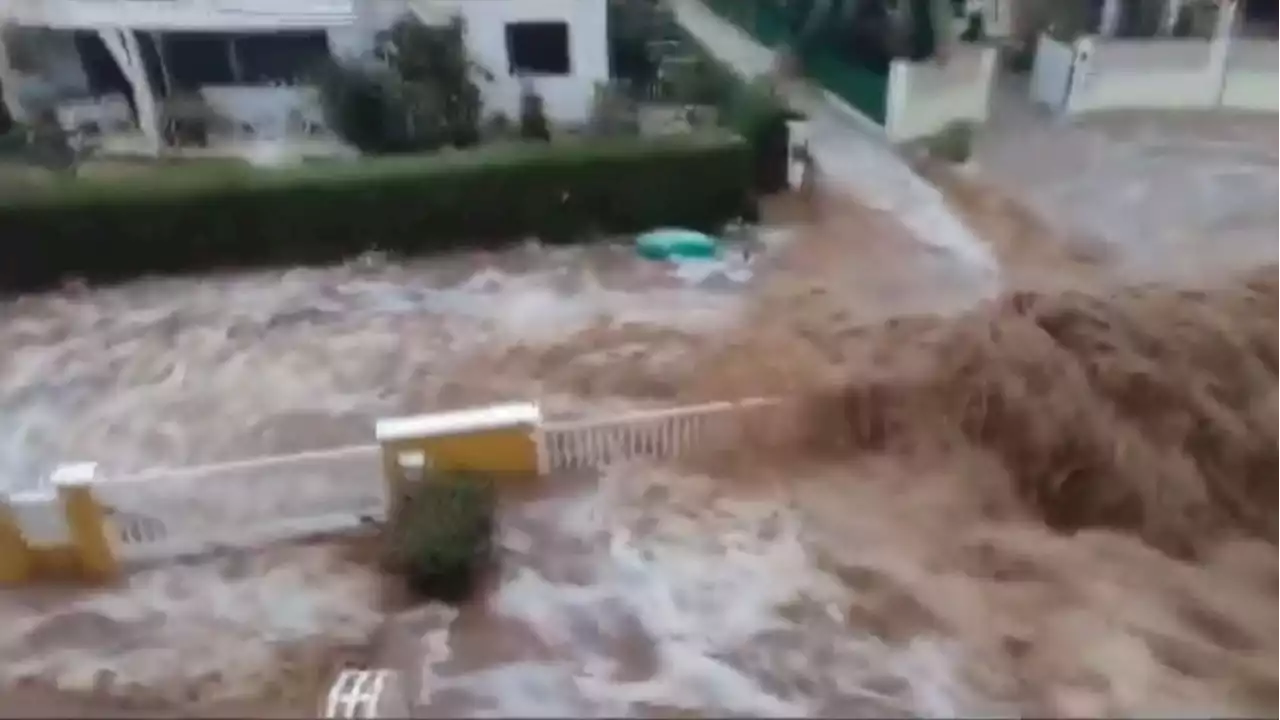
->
[1029, 34, 1075, 110]
[1221, 39, 1279, 112]
[454, 0, 608, 124]
[885, 47, 998, 143]
[1067, 37, 1220, 113]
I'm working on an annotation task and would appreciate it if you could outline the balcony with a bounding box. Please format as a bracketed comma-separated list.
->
[1, 0, 357, 31]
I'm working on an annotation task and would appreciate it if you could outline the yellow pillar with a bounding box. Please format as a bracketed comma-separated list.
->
[375, 402, 544, 519]
[52, 463, 120, 583]
[0, 498, 32, 584]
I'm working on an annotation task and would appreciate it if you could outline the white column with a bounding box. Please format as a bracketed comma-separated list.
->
[1208, 0, 1238, 106]
[0, 28, 28, 124]
[1099, 0, 1122, 36]
[1161, 0, 1187, 34]
[97, 28, 162, 155]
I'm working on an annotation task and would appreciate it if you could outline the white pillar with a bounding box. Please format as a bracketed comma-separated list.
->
[1099, 0, 1122, 36]
[97, 28, 162, 155]
[1161, 0, 1187, 34]
[1207, 0, 1238, 106]
[0, 28, 28, 124]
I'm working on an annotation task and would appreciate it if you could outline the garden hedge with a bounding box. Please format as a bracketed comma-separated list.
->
[0, 132, 754, 293]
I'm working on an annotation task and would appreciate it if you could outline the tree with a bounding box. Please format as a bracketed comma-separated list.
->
[0, 80, 12, 135]
[318, 16, 488, 155]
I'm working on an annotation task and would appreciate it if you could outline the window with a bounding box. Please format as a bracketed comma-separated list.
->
[504, 22, 571, 76]
[161, 33, 235, 90]
[234, 32, 331, 85]
[159, 31, 329, 89]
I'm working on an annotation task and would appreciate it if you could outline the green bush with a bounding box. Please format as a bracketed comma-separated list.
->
[0, 133, 753, 293]
[672, 27, 800, 195]
[922, 120, 975, 164]
[389, 473, 496, 603]
[316, 16, 484, 155]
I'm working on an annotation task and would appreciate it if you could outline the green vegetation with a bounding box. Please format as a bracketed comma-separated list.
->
[920, 120, 975, 164]
[387, 473, 496, 603]
[316, 16, 486, 155]
[667, 24, 800, 194]
[0, 133, 754, 293]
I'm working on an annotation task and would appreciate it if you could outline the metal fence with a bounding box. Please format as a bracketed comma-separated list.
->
[542, 398, 780, 471]
[54, 399, 783, 567]
[92, 444, 384, 563]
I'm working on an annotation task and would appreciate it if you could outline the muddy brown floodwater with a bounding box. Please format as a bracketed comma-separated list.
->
[0, 183, 1275, 718]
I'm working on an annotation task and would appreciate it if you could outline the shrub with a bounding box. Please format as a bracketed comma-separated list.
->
[317, 16, 485, 154]
[670, 27, 800, 194]
[388, 472, 496, 603]
[922, 120, 975, 164]
[518, 88, 551, 142]
[0, 133, 754, 293]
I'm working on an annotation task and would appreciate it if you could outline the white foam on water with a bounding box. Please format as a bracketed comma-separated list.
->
[412, 464, 976, 717]
[0, 241, 784, 490]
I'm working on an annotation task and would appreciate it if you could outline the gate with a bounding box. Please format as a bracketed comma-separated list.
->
[1030, 34, 1079, 112]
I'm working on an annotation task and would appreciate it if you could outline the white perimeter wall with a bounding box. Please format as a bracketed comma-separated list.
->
[885, 47, 998, 143]
[1068, 37, 1221, 113]
[1220, 38, 1279, 113]
[1033, 34, 1278, 117]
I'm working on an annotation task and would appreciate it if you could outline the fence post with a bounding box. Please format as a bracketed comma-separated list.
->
[375, 402, 545, 519]
[0, 494, 31, 584]
[884, 60, 910, 142]
[1207, 0, 1238, 107]
[52, 462, 120, 582]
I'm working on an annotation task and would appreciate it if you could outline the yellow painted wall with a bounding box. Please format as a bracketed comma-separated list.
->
[0, 505, 31, 584]
[0, 485, 120, 586]
[59, 484, 119, 582]
[383, 429, 539, 475]
[379, 428, 540, 516]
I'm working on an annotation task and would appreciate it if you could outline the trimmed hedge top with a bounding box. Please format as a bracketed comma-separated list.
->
[0, 133, 754, 293]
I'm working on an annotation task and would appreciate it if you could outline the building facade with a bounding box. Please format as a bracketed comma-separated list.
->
[0, 0, 608, 152]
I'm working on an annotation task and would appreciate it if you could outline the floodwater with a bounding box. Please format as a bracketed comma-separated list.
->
[0, 182, 1275, 718]
[0, 198, 996, 716]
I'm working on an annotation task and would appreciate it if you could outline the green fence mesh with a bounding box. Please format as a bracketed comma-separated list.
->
[701, 0, 889, 124]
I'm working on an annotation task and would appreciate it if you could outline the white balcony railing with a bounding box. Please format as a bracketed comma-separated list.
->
[2, 0, 356, 30]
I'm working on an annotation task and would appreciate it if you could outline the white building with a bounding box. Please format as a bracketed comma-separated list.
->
[0, 0, 609, 154]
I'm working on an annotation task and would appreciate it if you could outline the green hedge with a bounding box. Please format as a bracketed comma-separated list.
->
[0, 133, 754, 293]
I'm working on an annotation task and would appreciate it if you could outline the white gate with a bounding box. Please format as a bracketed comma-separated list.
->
[1030, 34, 1079, 112]
[92, 445, 384, 563]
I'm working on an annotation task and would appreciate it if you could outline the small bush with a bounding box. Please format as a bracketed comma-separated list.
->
[671, 27, 799, 194]
[389, 473, 496, 603]
[922, 121, 975, 164]
[0, 133, 754, 293]
[317, 16, 484, 154]
[518, 89, 552, 142]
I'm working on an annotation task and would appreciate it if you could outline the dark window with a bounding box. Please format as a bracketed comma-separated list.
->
[161, 33, 235, 89]
[504, 21, 571, 76]
[234, 31, 331, 84]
